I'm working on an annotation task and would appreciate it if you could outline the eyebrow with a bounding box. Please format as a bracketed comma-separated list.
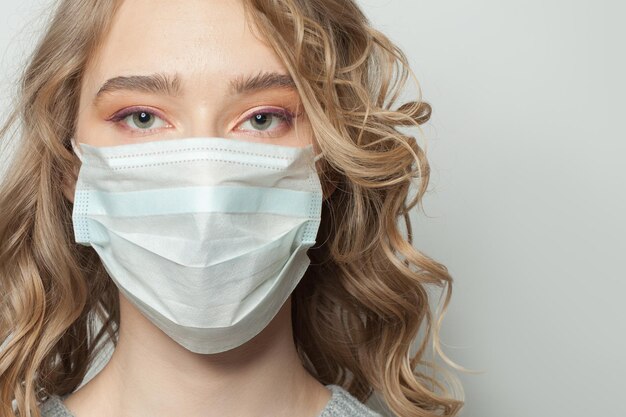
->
[93, 71, 296, 104]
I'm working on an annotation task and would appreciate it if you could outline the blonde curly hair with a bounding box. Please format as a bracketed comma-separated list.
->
[0, 1, 468, 416]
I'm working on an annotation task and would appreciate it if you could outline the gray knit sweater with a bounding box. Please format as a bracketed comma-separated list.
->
[39, 384, 384, 417]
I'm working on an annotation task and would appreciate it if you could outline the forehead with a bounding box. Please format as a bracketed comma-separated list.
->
[83, 0, 286, 95]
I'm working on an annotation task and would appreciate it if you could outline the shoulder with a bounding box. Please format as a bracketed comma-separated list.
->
[321, 384, 384, 417]
[38, 386, 383, 417]
[38, 394, 75, 417]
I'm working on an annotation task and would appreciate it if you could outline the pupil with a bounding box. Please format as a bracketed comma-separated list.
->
[134, 112, 153, 128]
[252, 114, 271, 130]
[138, 112, 150, 123]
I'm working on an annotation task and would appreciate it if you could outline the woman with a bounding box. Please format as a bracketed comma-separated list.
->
[0, 0, 466, 416]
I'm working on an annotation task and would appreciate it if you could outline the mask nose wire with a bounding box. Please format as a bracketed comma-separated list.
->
[69, 138, 325, 164]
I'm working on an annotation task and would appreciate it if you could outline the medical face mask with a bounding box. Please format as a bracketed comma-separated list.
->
[69, 136, 324, 354]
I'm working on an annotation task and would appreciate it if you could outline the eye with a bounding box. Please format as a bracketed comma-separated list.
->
[108, 107, 169, 132]
[234, 108, 295, 136]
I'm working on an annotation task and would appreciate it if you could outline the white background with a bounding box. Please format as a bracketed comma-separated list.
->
[1, 1, 624, 416]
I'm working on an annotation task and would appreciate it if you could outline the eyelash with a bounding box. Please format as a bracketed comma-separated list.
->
[107, 106, 296, 136]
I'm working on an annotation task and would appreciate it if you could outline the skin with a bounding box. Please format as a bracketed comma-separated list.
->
[61, 0, 335, 416]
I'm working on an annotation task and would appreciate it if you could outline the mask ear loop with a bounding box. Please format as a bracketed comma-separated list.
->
[313, 152, 324, 163]
[70, 137, 83, 162]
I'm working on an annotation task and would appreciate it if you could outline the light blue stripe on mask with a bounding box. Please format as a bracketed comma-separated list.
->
[81, 185, 315, 218]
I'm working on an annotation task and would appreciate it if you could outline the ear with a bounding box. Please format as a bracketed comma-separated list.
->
[61, 163, 79, 203]
[317, 161, 338, 202]
[321, 177, 337, 201]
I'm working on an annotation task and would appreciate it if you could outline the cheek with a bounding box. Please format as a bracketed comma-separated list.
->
[74, 106, 123, 147]
[74, 98, 105, 145]
[292, 117, 315, 147]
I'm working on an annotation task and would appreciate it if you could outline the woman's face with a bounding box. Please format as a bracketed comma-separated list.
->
[74, 0, 313, 152]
